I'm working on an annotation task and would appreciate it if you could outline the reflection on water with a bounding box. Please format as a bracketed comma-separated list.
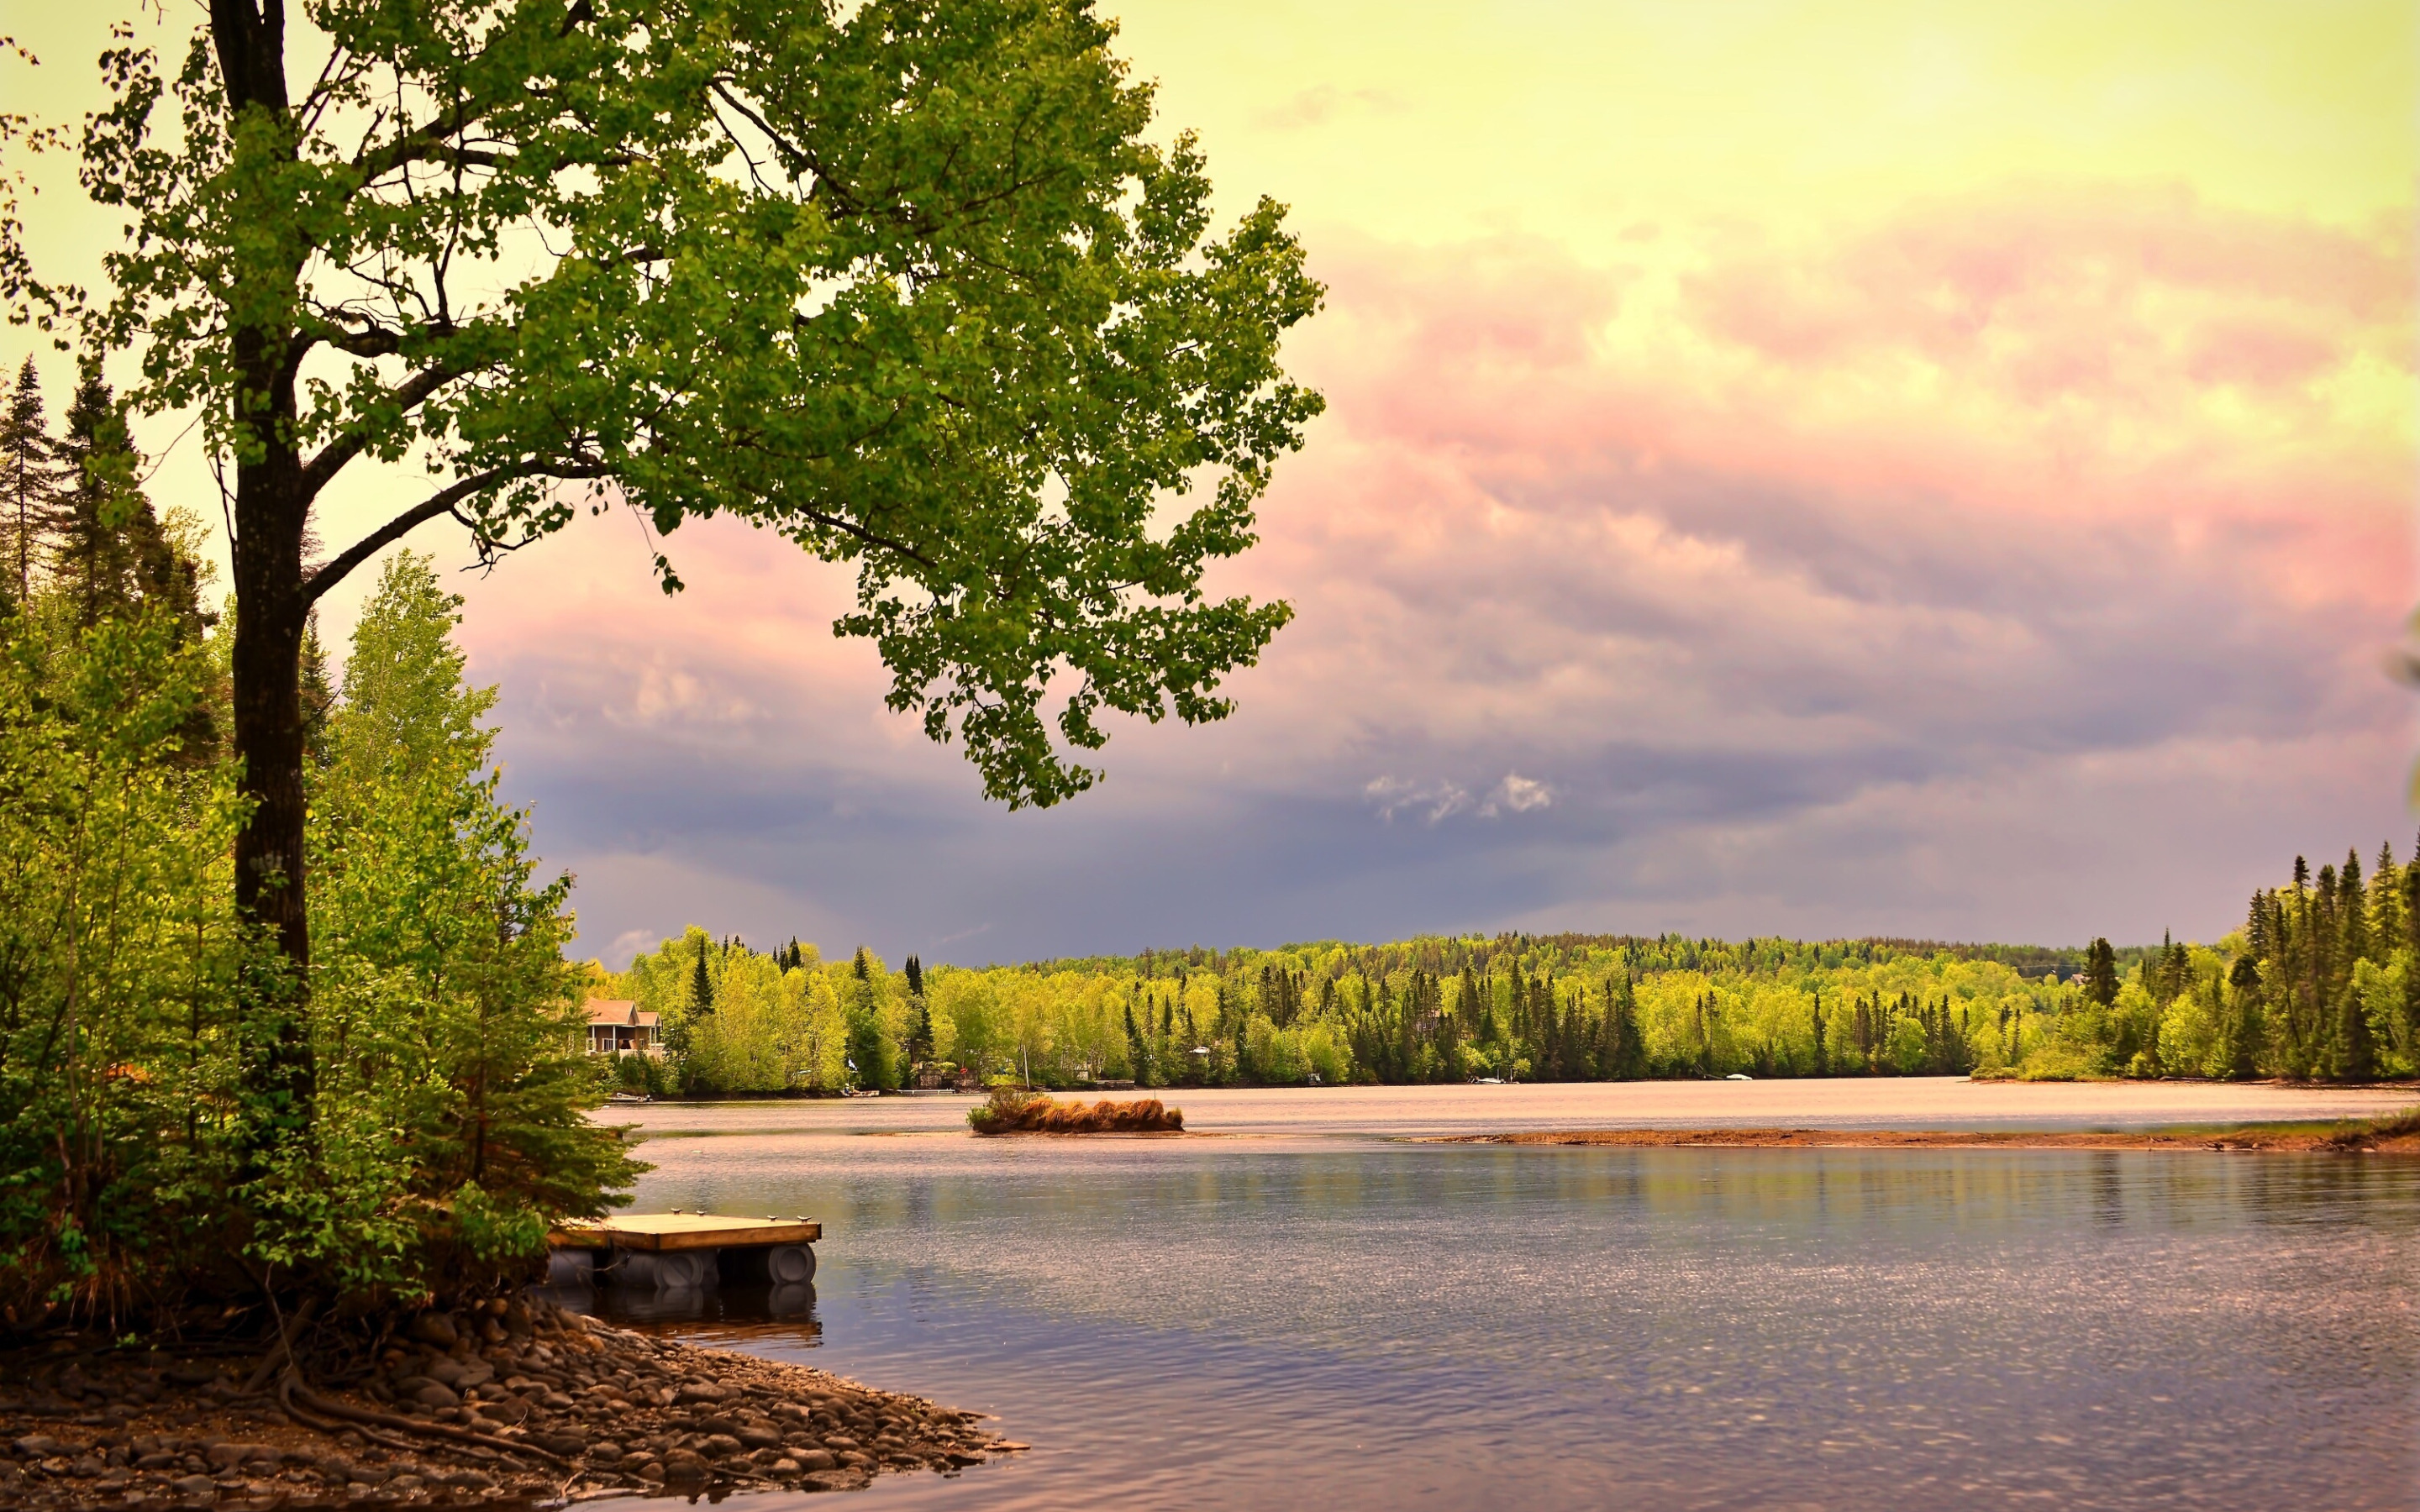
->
[543, 1281, 822, 1331]
[580, 1112, 2420, 1511]
[615, 1078, 2420, 1141]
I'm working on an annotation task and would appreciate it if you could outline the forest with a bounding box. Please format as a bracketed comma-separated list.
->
[599, 848, 2420, 1095]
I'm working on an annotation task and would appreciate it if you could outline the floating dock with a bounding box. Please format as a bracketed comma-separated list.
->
[548, 1213, 820, 1289]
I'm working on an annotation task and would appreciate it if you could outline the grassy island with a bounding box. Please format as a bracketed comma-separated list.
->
[968, 1089, 1186, 1136]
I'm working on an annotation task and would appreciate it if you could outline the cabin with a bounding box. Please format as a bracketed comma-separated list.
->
[585, 999, 664, 1057]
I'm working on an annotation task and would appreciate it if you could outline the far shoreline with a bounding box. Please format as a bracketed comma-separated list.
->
[1422, 1115, 2420, 1155]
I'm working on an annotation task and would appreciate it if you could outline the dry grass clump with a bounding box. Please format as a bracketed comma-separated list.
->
[966, 1088, 1184, 1136]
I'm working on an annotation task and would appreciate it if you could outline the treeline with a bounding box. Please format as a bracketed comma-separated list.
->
[0, 354, 628, 1325]
[605, 867, 2420, 1095]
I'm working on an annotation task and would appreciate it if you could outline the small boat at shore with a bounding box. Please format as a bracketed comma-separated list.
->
[606, 1091, 654, 1105]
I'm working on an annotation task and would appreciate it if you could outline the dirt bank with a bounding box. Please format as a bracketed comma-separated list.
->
[0, 1296, 1020, 1506]
[1423, 1119, 2420, 1155]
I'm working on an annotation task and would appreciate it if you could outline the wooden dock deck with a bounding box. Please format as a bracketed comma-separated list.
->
[550, 1213, 822, 1252]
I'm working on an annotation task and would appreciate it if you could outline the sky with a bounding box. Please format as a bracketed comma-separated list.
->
[3, 1, 2413, 967]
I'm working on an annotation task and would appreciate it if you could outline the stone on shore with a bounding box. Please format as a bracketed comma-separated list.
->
[0, 1295, 1022, 1505]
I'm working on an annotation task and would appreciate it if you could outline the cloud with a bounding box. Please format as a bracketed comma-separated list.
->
[1251, 84, 1407, 131]
[443, 180, 2411, 966]
[1482, 774, 1552, 816]
[1365, 775, 1470, 824]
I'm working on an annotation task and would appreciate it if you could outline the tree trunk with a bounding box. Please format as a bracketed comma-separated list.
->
[214, 0, 317, 1140]
[227, 365, 318, 1141]
[229, 450, 308, 973]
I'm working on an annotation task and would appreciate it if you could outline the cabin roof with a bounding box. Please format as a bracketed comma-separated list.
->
[585, 999, 660, 1028]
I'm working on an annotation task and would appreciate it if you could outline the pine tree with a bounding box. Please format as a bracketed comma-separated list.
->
[298, 613, 338, 769]
[2338, 850, 2369, 969]
[0, 357, 64, 610]
[1455, 966, 1484, 1042]
[2338, 986, 2378, 1083]
[2370, 843, 2404, 957]
[2084, 938, 2119, 1008]
[844, 946, 892, 1089]
[2403, 851, 2420, 1063]
[1123, 1000, 1149, 1085]
[904, 953, 924, 999]
[2224, 953, 2265, 1080]
[691, 937, 715, 1015]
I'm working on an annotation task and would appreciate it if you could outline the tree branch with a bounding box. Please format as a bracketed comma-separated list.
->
[297, 361, 471, 497]
[785, 506, 934, 570]
[304, 460, 603, 605]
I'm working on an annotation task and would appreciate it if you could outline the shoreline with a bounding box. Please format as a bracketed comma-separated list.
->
[0, 1297, 1019, 1507]
[1421, 1121, 2420, 1154]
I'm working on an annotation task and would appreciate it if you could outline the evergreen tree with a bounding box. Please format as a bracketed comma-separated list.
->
[0, 357, 62, 609]
[2224, 953, 2265, 1080]
[1124, 1000, 1150, 1085]
[2337, 850, 2368, 970]
[298, 613, 337, 769]
[2083, 938, 2119, 1008]
[2370, 843, 2403, 954]
[306, 551, 639, 1294]
[2403, 853, 2420, 1061]
[691, 937, 715, 1016]
[2338, 986, 2378, 1083]
[904, 953, 925, 999]
[844, 946, 892, 1089]
[1604, 975, 1646, 1079]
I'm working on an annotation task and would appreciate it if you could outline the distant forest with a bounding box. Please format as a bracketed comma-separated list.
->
[596, 843, 2419, 1095]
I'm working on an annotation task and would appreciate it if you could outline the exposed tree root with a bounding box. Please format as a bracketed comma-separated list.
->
[280, 1372, 568, 1466]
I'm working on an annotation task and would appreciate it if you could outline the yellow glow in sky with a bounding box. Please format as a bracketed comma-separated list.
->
[1107, 0, 2412, 245]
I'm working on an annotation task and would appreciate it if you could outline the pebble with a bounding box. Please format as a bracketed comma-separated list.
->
[0, 1297, 1016, 1505]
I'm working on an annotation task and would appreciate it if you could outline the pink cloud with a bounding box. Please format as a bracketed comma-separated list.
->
[436, 178, 2411, 960]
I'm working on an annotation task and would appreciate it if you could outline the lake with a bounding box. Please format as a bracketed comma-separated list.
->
[575, 1081, 2420, 1510]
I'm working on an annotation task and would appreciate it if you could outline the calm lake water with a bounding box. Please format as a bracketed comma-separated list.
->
[578, 1083, 2420, 1510]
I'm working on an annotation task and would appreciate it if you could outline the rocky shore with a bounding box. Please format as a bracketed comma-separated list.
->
[1, 1296, 1021, 1507]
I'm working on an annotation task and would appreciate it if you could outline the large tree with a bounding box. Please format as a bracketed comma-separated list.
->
[8, 1, 1319, 1128]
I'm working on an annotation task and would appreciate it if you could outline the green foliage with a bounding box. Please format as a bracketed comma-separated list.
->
[0, 599, 247, 1323]
[0, 531, 641, 1322]
[613, 865, 2420, 1093]
[620, 929, 850, 1093]
[45, 0, 1323, 813]
[2232, 846, 2420, 1083]
[845, 948, 897, 1092]
[284, 554, 644, 1297]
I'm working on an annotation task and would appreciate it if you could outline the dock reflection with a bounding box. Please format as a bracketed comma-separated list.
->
[534, 1280, 823, 1335]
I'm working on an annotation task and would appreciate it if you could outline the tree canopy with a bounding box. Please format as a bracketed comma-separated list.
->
[54, 0, 1322, 808]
